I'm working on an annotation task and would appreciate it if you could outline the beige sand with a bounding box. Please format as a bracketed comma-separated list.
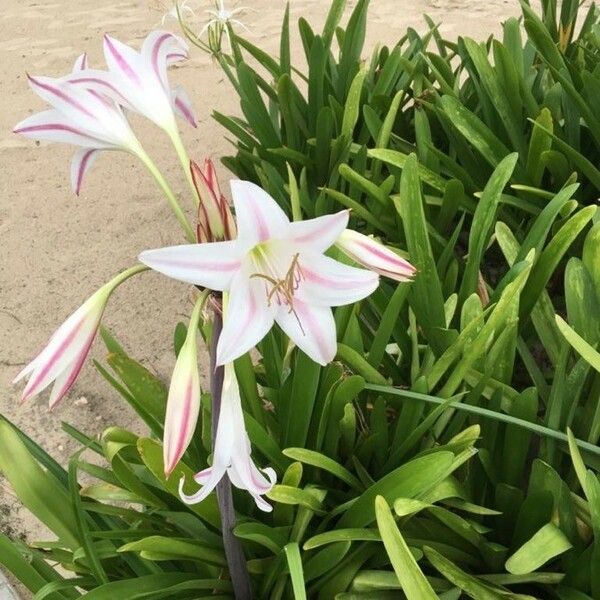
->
[1, 0, 528, 579]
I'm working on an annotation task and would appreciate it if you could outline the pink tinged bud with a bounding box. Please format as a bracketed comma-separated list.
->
[13, 265, 146, 408]
[163, 297, 203, 476]
[13, 288, 109, 408]
[191, 159, 236, 243]
[178, 363, 276, 511]
[335, 229, 417, 282]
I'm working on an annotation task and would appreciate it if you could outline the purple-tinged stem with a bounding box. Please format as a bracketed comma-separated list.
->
[210, 304, 252, 600]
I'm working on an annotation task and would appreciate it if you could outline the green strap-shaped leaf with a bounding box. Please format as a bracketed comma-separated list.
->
[375, 496, 438, 599]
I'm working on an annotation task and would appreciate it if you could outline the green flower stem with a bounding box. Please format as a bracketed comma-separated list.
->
[137, 149, 196, 242]
[170, 129, 202, 208]
[106, 264, 149, 289]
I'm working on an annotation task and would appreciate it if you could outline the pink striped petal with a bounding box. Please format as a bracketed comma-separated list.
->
[70, 148, 99, 195]
[288, 210, 350, 253]
[142, 30, 188, 93]
[28, 75, 96, 120]
[179, 466, 224, 504]
[73, 53, 88, 72]
[19, 297, 104, 402]
[275, 300, 336, 365]
[163, 346, 201, 475]
[336, 229, 417, 282]
[297, 253, 379, 307]
[65, 69, 132, 108]
[103, 35, 143, 87]
[171, 85, 196, 127]
[138, 241, 243, 290]
[47, 327, 96, 408]
[14, 109, 105, 147]
[230, 180, 290, 249]
[216, 268, 275, 365]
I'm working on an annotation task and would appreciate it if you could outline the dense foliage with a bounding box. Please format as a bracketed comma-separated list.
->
[2, 0, 600, 598]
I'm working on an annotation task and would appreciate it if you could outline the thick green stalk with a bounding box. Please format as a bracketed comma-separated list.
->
[170, 129, 202, 208]
[137, 149, 196, 242]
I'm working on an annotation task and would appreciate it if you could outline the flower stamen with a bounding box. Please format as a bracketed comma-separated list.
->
[250, 253, 305, 333]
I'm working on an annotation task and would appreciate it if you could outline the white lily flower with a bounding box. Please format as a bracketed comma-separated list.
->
[179, 362, 276, 511]
[13, 266, 146, 408]
[139, 180, 380, 366]
[75, 31, 197, 133]
[13, 55, 144, 195]
[336, 229, 417, 282]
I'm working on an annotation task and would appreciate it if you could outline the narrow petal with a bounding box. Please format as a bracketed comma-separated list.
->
[26, 76, 135, 147]
[275, 300, 336, 365]
[230, 180, 290, 249]
[142, 30, 188, 92]
[163, 348, 201, 475]
[216, 269, 275, 365]
[103, 35, 143, 87]
[14, 109, 107, 147]
[288, 210, 350, 253]
[139, 241, 243, 290]
[171, 85, 196, 127]
[27, 75, 96, 120]
[73, 53, 88, 72]
[47, 327, 96, 408]
[70, 148, 99, 195]
[65, 69, 132, 108]
[336, 229, 417, 282]
[297, 253, 379, 307]
[178, 468, 223, 504]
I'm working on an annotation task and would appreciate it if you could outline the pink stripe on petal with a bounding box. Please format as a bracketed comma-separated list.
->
[299, 303, 329, 360]
[48, 327, 96, 408]
[167, 51, 187, 62]
[355, 239, 415, 270]
[21, 318, 86, 400]
[28, 76, 95, 118]
[14, 122, 101, 143]
[104, 35, 141, 85]
[174, 95, 196, 127]
[153, 257, 240, 271]
[151, 32, 173, 89]
[165, 379, 194, 475]
[74, 149, 96, 195]
[68, 76, 129, 103]
[302, 265, 373, 290]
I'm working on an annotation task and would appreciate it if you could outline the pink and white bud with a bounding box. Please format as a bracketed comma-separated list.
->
[163, 297, 203, 476]
[13, 266, 145, 408]
[179, 363, 276, 511]
[335, 229, 416, 282]
[191, 159, 236, 243]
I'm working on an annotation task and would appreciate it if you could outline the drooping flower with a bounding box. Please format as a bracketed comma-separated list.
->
[191, 159, 236, 242]
[179, 362, 276, 511]
[13, 266, 146, 408]
[75, 31, 197, 132]
[13, 55, 144, 195]
[139, 180, 380, 366]
[163, 294, 204, 476]
[335, 229, 417, 282]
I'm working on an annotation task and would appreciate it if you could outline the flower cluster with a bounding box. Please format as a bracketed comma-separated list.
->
[14, 30, 416, 511]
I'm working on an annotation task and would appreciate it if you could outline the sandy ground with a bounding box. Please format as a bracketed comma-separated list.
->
[1, 0, 529, 591]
